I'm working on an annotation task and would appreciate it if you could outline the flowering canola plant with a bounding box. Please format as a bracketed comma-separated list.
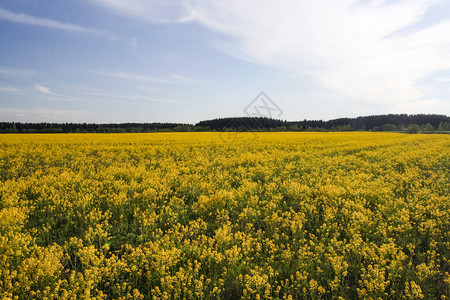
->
[0, 132, 449, 299]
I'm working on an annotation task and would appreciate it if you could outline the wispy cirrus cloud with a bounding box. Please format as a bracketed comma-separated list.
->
[0, 7, 112, 37]
[94, 71, 171, 84]
[172, 74, 197, 84]
[94, 70, 198, 85]
[0, 86, 20, 93]
[0, 66, 36, 76]
[62, 85, 177, 104]
[0, 107, 100, 123]
[34, 84, 53, 95]
[88, 0, 195, 23]
[0, 86, 29, 95]
[34, 84, 76, 101]
[88, 0, 450, 112]
[81, 90, 176, 103]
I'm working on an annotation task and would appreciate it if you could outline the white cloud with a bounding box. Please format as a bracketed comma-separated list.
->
[62, 85, 177, 104]
[0, 86, 29, 95]
[34, 84, 76, 101]
[89, 0, 450, 111]
[172, 74, 197, 84]
[94, 71, 170, 83]
[94, 72, 197, 85]
[0, 7, 112, 37]
[437, 77, 450, 82]
[138, 86, 161, 93]
[192, 0, 450, 107]
[34, 84, 52, 95]
[82, 90, 176, 103]
[131, 37, 138, 47]
[0, 66, 36, 76]
[0, 86, 20, 93]
[0, 107, 99, 123]
[89, 0, 194, 23]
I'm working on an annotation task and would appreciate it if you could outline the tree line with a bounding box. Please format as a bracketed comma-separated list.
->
[196, 114, 450, 133]
[1, 114, 449, 133]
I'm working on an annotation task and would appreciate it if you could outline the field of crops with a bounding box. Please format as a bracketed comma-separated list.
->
[0, 132, 449, 299]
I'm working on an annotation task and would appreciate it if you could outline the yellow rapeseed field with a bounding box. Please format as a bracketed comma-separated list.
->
[0, 132, 449, 299]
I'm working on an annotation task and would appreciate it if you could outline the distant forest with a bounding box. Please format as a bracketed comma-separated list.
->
[1, 114, 449, 134]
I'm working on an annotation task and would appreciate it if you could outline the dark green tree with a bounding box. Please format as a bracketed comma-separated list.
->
[406, 124, 420, 134]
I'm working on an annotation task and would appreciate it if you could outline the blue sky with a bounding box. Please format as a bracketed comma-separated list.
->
[1, 0, 450, 123]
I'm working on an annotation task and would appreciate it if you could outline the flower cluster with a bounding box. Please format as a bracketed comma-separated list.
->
[0, 132, 449, 299]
